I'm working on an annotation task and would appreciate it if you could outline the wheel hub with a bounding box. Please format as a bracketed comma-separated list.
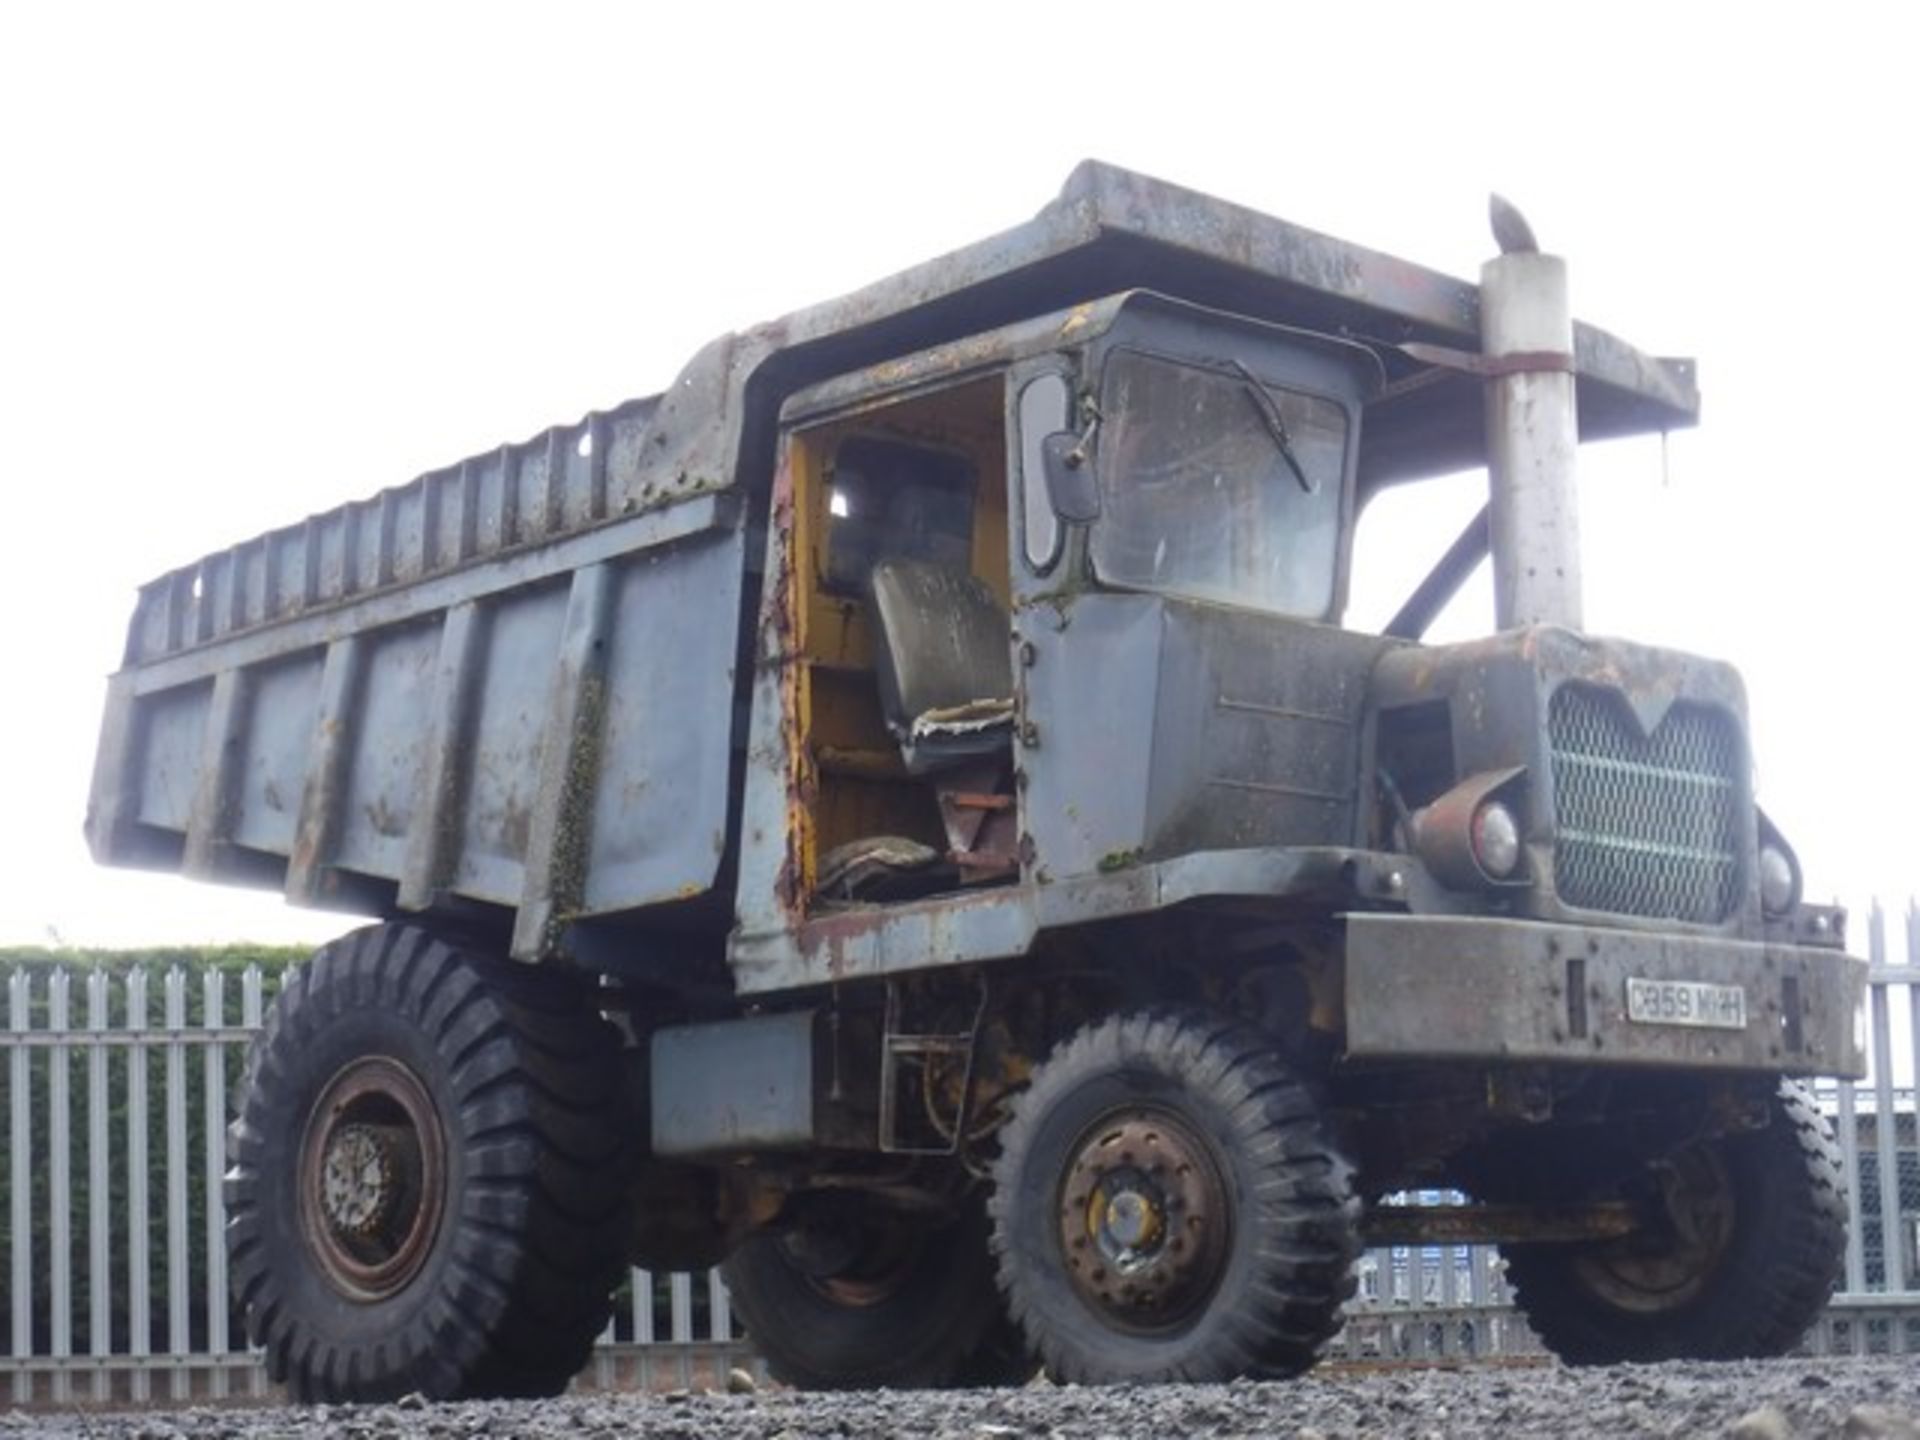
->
[298, 1057, 446, 1302]
[320, 1124, 400, 1238]
[782, 1198, 926, 1309]
[1058, 1108, 1229, 1328]
[1574, 1145, 1735, 1313]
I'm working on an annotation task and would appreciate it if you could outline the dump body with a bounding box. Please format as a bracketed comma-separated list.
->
[88, 162, 1702, 964]
[88, 487, 749, 955]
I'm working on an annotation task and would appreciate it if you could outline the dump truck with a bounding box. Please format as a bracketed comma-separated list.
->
[87, 163, 1864, 1398]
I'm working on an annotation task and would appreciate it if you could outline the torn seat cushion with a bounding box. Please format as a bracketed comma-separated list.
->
[909, 696, 1017, 742]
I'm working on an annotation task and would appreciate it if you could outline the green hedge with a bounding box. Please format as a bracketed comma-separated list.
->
[0, 944, 307, 1356]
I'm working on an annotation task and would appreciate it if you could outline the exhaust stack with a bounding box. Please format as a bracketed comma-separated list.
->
[1482, 196, 1583, 632]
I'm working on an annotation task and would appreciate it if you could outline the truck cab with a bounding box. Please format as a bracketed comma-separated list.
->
[741, 295, 1379, 931]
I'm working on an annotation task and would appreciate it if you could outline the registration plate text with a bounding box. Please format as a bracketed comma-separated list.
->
[1625, 978, 1747, 1031]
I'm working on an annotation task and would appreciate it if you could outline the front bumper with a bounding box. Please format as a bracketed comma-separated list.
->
[1343, 914, 1865, 1078]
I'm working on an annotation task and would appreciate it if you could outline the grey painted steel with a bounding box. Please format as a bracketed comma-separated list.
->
[90, 500, 746, 953]
[1020, 594, 1392, 880]
[1345, 913, 1866, 1077]
[1482, 249, 1584, 631]
[651, 1012, 818, 1156]
[397, 600, 484, 913]
[284, 635, 363, 905]
[511, 562, 617, 958]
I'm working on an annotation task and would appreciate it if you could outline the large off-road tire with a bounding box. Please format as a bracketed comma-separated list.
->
[989, 1008, 1359, 1384]
[1504, 1080, 1847, 1364]
[722, 1192, 1026, 1389]
[225, 924, 632, 1402]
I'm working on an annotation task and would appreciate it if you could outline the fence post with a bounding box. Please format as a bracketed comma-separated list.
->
[164, 967, 188, 1401]
[1871, 905, 1906, 1290]
[8, 969, 32, 1405]
[1838, 1071, 1867, 1293]
[708, 1268, 731, 1344]
[240, 966, 265, 1397]
[127, 968, 152, 1402]
[203, 969, 230, 1399]
[49, 969, 72, 1404]
[87, 969, 112, 1402]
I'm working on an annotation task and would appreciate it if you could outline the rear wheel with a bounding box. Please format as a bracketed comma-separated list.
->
[226, 924, 632, 1401]
[989, 1008, 1359, 1384]
[1504, 1081, 1846, 1363]
[721, 1192, 1025, 1389]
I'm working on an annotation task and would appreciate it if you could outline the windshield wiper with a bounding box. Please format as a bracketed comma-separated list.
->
[1228, 359, 1315, 494]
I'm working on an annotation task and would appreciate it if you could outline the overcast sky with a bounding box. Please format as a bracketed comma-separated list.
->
[1, 3, 1913, 953]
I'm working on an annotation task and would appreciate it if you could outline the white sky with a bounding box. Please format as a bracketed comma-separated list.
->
[1, 3, 1915, 953]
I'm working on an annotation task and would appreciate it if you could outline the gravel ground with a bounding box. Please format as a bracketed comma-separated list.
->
[5, 1360, 1920, 1440]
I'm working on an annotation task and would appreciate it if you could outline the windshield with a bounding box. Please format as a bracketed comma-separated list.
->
[1090, 349, 1349, 616]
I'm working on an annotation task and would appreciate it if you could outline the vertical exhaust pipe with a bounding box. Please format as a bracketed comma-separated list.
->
[1482, 196, 1583, 632]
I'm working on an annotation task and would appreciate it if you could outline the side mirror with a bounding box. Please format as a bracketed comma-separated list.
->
[1041, 432, 1100, 524]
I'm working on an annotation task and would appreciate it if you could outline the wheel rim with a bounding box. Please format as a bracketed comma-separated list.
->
[1573, 1145, 1735, 1313]
[297, 1056, 447, 1302]
[781, 1204, 926, 1309]
[1055, 1106, 1231, 1331]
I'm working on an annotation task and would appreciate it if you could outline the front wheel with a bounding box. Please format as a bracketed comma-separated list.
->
[989, 1008, 1359, 1384]
[1504, 1080, 1847, 1364]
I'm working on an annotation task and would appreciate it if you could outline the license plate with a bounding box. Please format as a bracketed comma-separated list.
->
[1625, 978, 1747, 1030]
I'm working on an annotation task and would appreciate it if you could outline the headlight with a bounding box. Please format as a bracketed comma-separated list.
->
[1407, 768, 1528, 889]
[1758, 843, 1798, 916]
[1471, 802, 1522, 879]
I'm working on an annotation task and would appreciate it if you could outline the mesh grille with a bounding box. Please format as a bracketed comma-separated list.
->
[1548, 684, 1743, 924]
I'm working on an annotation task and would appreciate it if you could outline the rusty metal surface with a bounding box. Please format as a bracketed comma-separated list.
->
[728, 844, 1413, 995]
[1343, 913, 1866, 1077]
[1058, 1107, 1231, 1330]
[296, 1055, 447, 1302]
[1361, 1201, 1637, 1247]
[1367, 624, 1763, 938]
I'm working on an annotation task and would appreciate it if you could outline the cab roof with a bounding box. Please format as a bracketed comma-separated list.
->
[630, 160, 1698, 510]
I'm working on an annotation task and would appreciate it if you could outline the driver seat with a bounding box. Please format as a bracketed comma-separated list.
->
[865, 557, 1018, 885]
[869, 558, 1015, 774]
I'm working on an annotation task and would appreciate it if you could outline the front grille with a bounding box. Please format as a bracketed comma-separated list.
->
[1548, 684, 1743, 924]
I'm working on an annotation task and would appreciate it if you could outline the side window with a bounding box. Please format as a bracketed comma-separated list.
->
[823, 436, 977, 593]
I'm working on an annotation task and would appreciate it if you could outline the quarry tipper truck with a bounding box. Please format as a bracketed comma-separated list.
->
[87, 164, 1863, 1398]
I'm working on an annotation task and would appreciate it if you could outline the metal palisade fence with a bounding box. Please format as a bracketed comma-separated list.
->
[0, 963, 749, 1405]
[3, 905, 1918, 1403]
